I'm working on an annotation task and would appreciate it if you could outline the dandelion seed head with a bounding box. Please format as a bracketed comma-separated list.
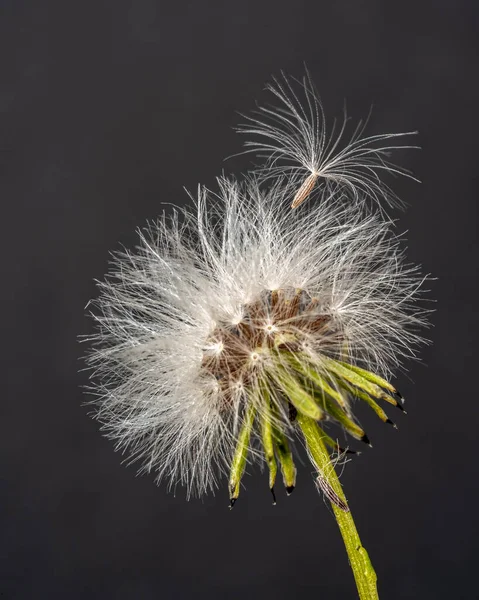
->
[86, 176, 427, 497]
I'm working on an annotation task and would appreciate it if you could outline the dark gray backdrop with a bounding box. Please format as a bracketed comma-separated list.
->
[2, 1, 478, 599]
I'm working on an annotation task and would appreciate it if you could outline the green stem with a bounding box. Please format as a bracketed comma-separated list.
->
[297, 413, 379, 600]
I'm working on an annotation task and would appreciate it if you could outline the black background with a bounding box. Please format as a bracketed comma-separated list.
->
[2, 1, 478, 598]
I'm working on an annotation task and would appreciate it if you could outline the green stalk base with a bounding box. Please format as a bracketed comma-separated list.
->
[297, 413, 379, 600]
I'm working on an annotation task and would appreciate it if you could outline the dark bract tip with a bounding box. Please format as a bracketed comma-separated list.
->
[361, 434, 372, 447]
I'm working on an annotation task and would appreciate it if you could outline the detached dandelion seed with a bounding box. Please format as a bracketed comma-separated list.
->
[236, 71, 420, 211]
[84, 72, 430, 600]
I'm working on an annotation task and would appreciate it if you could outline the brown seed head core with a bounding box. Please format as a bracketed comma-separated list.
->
[201, 287, 339, 395]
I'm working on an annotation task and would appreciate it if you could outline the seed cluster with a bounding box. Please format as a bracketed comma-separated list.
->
[201, 287, 339, 398]
[198, 286, 407, 507]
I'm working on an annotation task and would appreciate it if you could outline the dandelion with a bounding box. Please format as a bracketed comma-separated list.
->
[85, 75, 429, 600]
[236, 71, 420, 211]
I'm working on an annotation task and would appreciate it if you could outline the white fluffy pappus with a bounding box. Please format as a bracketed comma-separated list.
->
[236, 72, 419, 210]
[86, 177, 427, 497]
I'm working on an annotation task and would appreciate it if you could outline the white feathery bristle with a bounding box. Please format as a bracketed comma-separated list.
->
[236, 71, 419, 210]
[86, 177, 428, 496]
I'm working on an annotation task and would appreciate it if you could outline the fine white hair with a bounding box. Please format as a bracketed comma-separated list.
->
[86, 177, 427, 496]
[236, 71, 419, 210]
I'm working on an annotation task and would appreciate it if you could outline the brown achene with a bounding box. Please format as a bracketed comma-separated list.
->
[201, 287, 339, 397]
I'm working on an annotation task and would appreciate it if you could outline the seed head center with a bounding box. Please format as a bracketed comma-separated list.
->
[201, 287, 335, 394]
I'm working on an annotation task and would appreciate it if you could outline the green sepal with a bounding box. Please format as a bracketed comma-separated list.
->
[336, 359, 399, 396]
[339, 380, 393, 425]
[317, 427, 355, 454]
[273, 425, 297, 493]
[310, 381, 367, 441]
[259, 388, 278, 500]
[321, 356, 398, 406]
[286, 354, 349, 411]
[228, 402, 256, 506]
[269, 364, 323, 421]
